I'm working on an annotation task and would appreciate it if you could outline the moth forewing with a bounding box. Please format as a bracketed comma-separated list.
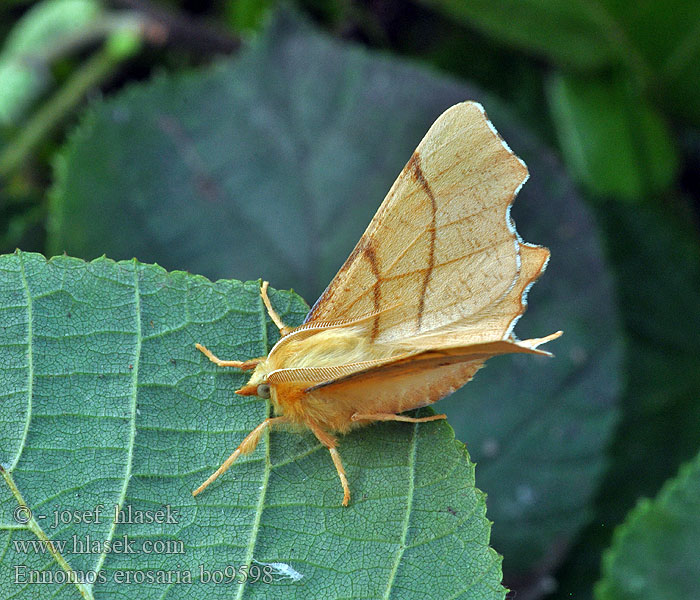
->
[192, 101, 562, 506]
[302, 102, 530, 344]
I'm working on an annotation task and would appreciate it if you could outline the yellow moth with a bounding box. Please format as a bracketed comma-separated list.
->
[193, 101, 562, 506]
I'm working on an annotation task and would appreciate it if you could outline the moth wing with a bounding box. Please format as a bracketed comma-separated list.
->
[399, 242, 553, 349]
[270, 216, 561, 395]
[266, 244, 561, 415]
[298, 335, 560, 417]
[304, 101, 534, 345]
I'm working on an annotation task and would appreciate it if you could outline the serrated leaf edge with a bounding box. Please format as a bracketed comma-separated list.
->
[595, 449, 700, 600]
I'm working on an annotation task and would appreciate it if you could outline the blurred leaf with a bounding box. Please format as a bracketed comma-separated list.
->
[595, 449, 700, 600]
[0, 62, 46, 126]
[48, 8, 622, 582]
[421, 0, 700, 125]
[50, 10, 486, 299]
[417, 0, 615, 70]
[0, 37, 142, 179]
[553, 199, 700, 600]
[381, 5, 554, 146]
[225, 0, 275, 31]
[0, 250, 505, 599]
[613, 1, 700, 125]
[1, 0, 100, 56]
[547, 74, 678, 200]
[0, 0, 102, 125]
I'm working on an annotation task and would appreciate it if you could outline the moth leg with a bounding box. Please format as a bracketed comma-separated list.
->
[261, 281, 294, 337]
[195, 343, 263, 370]
[192, 416, 288, 497]
[351, 412, 447, 423]
[307, 422, 351, 507]
[329, 448, 351, 507]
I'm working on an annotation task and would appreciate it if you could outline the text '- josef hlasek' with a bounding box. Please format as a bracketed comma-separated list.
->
[13, 503, 179, 529]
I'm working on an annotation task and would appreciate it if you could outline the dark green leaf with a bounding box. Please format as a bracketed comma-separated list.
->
[595, 449, 700, 600]
[421, 0, 700, 125]
[553, 199, 700, 600]
[0, 250, 505, 599]
[609, 1, 700, 124]
[417, 0, 615, 70]
[225, 0, 274, 32]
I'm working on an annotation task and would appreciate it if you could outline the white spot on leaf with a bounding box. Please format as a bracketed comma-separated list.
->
[253, 560, 303, 582]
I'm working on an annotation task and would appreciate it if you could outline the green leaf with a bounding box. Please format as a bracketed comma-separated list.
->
[0, 250, 505, 599]
[547, 74, 678, 200]
[1, 0, 101, 57]
[420, 0, 700, 125]
[600, 0, 700, 125]
[595, 449, 700, 600]
[225, 0, 274, 32]
[48, 9, 622, 582]
[553, 199, 700, 600]
[417, 0, 616, 70]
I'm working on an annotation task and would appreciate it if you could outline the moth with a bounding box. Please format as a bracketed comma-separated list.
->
[193, 101, 562, 506]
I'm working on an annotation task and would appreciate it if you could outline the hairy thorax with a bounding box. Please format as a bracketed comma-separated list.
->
[244, 326, 405, 430]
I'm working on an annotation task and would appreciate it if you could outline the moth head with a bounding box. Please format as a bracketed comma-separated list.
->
[235, 361, 271, 398]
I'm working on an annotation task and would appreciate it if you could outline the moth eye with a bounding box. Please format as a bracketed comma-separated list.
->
[256, 384, 271, 399]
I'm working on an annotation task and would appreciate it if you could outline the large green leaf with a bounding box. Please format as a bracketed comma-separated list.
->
[48, 9, 622, 583]
[595, 449, 700, 600]
[0, 250, 505, 599]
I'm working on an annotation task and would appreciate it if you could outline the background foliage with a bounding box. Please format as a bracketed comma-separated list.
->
[1, 1, 699, 599]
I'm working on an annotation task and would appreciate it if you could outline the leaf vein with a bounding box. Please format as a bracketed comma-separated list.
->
[233, 283, 272, 600]
[8, 252, 34, 471]
[0, 467, 94, 599]
[382, 420, 418, 600]
[91, 263, 142, 583]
